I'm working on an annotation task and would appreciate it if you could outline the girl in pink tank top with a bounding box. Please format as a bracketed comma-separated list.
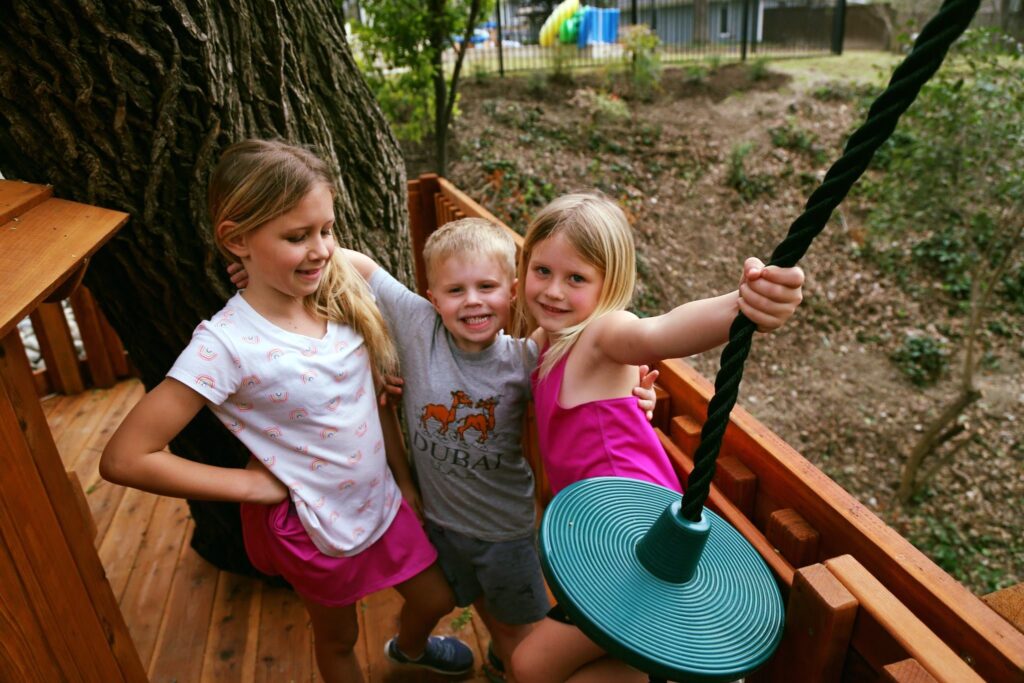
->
[510, 192, 805, 683]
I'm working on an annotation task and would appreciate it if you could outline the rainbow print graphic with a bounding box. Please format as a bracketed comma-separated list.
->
[232, 398, 254, 411]
[241, 375, 261, 389]
[357, 499, 372, 514]
[325, 396, 341, 412]
[261, 454, 276, 467]
[263, 426, 283, 439]
[353, 526, 365, 539]
[374, 439, 384, 453]
[302, 344, 318, 357]
[313, 496, 325, 508]
[230, 355, 242, 368]
[354, 386, 366, 401]
[241, 335, 260, 344]
[338, 479, 356, 492]
[301, 370, 318, 384]
[289, 407, 309, 420]
[269, 390, 288, 403]
[224, 418, 244, 433]
[349, 449, 363, 464]
[355, 422, 368, 437]
[198, 345, 218, 361]
[334, 370, 348, 382]
[334, 340, 348, 352]
[294, 444, 309, 455]
[195, 374, 216, 390]
[310, 458, 329, 472]
[266, 347, 285, 361]
[320, 427, 339, 440]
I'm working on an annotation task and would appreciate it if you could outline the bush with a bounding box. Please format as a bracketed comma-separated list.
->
[620, 24, 662, 100]
[891, 333, 949, 386]
[727, 142, 774, 200]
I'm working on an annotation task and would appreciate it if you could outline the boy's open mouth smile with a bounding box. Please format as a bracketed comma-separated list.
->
[461, 313, 493, 328]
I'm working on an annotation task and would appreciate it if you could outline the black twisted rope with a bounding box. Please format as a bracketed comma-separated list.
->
[679, 0, 981, 522]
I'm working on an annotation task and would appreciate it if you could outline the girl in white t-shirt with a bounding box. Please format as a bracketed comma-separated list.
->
[101, 140, 473, 682]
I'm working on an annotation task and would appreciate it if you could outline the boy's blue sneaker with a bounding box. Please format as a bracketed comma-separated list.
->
[384, 635, 474, 675]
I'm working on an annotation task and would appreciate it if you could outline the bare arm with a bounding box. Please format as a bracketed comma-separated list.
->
[339, 248, 381, 281]
[378, 401, 423, 520]
[594, 259, 805, 366]
[100, 379, 286, 504]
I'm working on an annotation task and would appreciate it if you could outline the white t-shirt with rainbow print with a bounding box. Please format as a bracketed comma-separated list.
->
[167, 293, 401, 557]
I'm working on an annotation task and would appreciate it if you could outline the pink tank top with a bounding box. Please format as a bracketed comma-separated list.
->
[531, 348, 683, 496]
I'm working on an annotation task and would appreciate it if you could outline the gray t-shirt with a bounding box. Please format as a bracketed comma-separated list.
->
[370, 269, 538, 541]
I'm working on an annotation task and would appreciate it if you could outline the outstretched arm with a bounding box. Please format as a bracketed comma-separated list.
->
[595, 258, 804, 366]
[100, 379, 287, 504]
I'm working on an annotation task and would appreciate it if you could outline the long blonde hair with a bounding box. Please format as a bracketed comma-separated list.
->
[208, 139, 398, 377]
[516, 192, 636, 377]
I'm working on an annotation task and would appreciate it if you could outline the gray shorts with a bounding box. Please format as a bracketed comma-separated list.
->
[425, 521, 551, 625]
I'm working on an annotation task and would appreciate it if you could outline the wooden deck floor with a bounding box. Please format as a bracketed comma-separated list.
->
[44, 379, 496, 682]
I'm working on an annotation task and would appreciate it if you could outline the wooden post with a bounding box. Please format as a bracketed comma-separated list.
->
[29, 303, 84, 395]
[749, 563, 857, 682]
[70, 286, 116, 388]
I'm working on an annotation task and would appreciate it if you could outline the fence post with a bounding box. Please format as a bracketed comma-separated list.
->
[741, 0, 751, 61]
[496, 0, 504, 77]
[631, 0, 638, 25]
[832, 0, 847, 55]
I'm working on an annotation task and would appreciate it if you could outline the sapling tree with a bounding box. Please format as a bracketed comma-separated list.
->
[353, 0, 490, 175]
[860, 30, 1024, 503]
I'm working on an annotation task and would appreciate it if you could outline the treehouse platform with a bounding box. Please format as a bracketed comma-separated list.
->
[3, 177, 1023, 682]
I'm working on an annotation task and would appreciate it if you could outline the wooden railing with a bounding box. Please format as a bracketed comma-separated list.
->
[0, 179, 145, 681]
[405, 173, 1024, 683]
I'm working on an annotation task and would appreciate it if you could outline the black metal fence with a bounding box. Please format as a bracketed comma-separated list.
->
[450, 0, 846, 76]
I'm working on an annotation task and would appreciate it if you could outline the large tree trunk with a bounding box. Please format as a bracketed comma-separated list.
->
[0, 0, 412, 575]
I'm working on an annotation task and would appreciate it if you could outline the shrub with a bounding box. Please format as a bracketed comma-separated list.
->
[891, 333, 949, 386]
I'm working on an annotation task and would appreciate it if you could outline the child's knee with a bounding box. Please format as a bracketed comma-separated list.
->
[509, 644, 545, 683]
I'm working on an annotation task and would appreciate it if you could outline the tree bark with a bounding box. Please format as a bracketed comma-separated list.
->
[0, 0, 412, 574]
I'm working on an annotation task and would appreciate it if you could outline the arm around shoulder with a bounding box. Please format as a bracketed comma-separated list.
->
[340, 248, 381, 281]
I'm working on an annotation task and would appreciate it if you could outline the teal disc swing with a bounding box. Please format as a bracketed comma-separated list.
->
[538, 1, 982, 681]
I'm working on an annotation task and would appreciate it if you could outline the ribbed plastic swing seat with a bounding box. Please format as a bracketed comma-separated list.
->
[540, 477, 784, 682]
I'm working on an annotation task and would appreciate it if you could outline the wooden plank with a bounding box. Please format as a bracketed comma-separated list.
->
[657, 430, 795, 588]
[68, 469, 98, 541]
[408, 174, 440, 296]
[201, 570, 261, 683]
[70, 286, 117, 388]
[656, 357, 1024, 682]
[749, 563, 857, 683]
[651, 383, 671, 433]
[669, 413, 701, 457]
[883, 658, 940, 683]
[117, 496, 190, 665]
[98, 304, 131, 377]
[716, 454, 757, 518]
[767, 508, 820, 568]
[437, 177, 521, 247]
[0, 330, 146, 681]
[983, 582, 1024, 634]
[0, 193, 129, 338]
[254, 584, 314, 683]
[29, 303, 84, 394]
[148, 521, 219, 681]
[824, 555, 984, 683]
[98, 486, 160, 600]
[0, 179, 51, 224]
[0, 499, 68, 683]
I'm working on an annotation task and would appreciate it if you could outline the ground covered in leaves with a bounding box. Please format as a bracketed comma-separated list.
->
[425, 54, 1022, 595]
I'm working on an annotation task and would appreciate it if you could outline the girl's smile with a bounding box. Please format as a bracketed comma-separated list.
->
[525, 232, 604, 333]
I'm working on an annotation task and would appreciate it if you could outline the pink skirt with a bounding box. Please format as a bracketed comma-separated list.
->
[240, 497, 438, 607]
